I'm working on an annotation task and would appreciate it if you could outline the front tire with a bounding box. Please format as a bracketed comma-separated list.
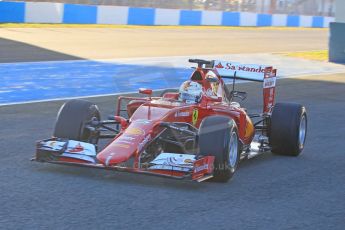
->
[53, 99, 100, 143]
[269, 102, 307, 156]
[198, 116, 240, 182]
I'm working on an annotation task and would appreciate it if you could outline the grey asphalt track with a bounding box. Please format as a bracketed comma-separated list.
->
[0, 74, 344, 230]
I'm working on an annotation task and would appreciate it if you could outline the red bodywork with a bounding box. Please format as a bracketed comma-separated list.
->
[97, 68, 257, 167]
[36, 64, 277, 182]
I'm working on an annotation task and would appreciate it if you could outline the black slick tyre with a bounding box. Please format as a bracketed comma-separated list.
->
[198, 116, 240, 182]
[53, 99, 100, 143]
[269, 102, 307, 156]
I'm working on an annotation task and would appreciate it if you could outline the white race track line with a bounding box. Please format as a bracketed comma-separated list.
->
[1, 53, 345, 107]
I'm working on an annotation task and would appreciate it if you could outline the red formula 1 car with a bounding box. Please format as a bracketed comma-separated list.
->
[33, 59, 307, 182]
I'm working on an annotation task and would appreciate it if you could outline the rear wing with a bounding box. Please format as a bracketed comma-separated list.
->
[211, 60, 277, 113]
[212, 60, 274, 82]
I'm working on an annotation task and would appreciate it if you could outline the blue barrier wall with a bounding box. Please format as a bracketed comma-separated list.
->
[0, 1, 335, 27]
[179, 10, 202, 25]
[221, 12, 240, 26]
[63, 4, 97, 24]
[0, 1, 25, 23]
[287, 15, 300, 27]
[128, 7, 155, 25]
[312, 16, 324, 27]
[257, 14, 272, 26]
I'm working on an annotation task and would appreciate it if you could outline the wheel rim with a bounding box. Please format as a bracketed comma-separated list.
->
[299, 114, 307, 149]
[228, 131, 238, 168]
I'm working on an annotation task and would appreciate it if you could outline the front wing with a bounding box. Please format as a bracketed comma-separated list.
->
[32, 138, 215, 182]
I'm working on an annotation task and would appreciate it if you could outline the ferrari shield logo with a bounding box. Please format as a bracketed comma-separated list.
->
[192, 108, 198, 125]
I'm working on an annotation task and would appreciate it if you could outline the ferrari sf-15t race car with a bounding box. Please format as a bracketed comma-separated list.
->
[33, 59, 307, 182]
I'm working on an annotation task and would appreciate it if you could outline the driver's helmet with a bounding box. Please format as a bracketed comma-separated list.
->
[178, 80, 203, 104]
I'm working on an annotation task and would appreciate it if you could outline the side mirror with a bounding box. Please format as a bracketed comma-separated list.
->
[139, 88, 153, 95]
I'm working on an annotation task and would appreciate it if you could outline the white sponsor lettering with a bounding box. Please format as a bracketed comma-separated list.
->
[194, 164, 209, 173]
[149, 164, 191, 172]
[175, 111, 190, 117]
[120, 136, 136, 141]
[263, 77, 276, 88]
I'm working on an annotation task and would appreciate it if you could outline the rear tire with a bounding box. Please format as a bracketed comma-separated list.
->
[53, 99, 100, 143]
[269, 102, 307, 156]
[198, 116, 239, 182]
